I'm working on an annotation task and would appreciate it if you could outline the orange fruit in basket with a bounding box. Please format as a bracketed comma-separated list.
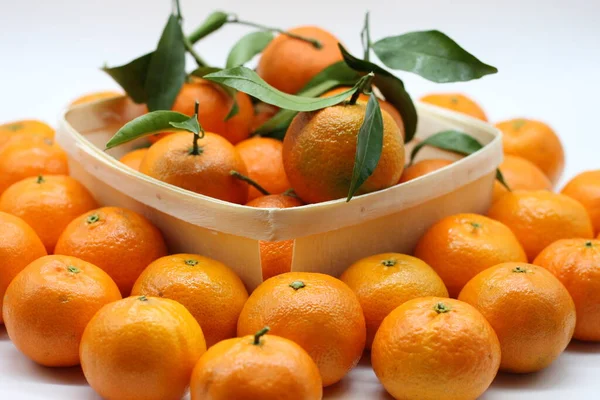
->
[0, 136, 69, 194]
[250, 102, 279, 132]
[54, 206, 168, 295]
[372, 297, 500, 400]
[237, 272, 366, 386]
[488, 190, 593, 261]
[0, 175, 98, 253]
[496, 118, 565, 185]
[139, 132, 249, 204]
[257, 26, 343, 95]
[0, 212, 47, 324]
[561, 170, 600, 234]
[131, 254, 249, 347]
[492, 155, 552, 203]
[283, 103, 405, 203]
[399, 159, 453, 183]
[320, 86, 404, 131]
[69, 90, 122, 106]
[190, 327, 322, 400]
[339, 253, 448, 348]
[0, 119, 54, 147]
[119, 147, 149, 171]
[533, 239, 600, 341]
[235, 137, 291, 201]
[458, 262, 576, 373]
[3, 255, 121, 367]
[420, 93, 488, 121]
[246, 194, 304, 280]
[414, 213, 527, 297]
[80, 296, 206, 400]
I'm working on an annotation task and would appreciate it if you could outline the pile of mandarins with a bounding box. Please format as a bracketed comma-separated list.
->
[2, 23, 600, 400]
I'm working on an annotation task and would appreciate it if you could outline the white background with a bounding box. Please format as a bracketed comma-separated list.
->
[1, 0, 600, 399]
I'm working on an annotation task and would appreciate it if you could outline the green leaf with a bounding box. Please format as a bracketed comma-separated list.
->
[169, 115, 200, 136]
[360, 11, 372, 61]
[254, 61, 361, 137]
[339, 45, 418, 143]
[187, 11, 229, 43]
[496, 169, 512, 191]
[347, 92, 384, 202]
[372, 31, 498, 83]
[102, 53, 152, 103]
[145, 15, 187, 111]
[203, 66, 364, 112]
[105, 111, 190, 149]
[226, 31, 274, 68]
[409, 130, 483, 164]
[190, 67, 239, 120]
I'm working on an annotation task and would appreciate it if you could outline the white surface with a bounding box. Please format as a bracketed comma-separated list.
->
[1, 0, 600, 399]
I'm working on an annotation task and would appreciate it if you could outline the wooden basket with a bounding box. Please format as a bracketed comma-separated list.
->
[56, 97, 502, 291]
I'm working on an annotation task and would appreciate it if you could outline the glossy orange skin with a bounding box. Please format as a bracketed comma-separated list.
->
[0, 175, 98, 253]
[414, 213, 527, 297]
[237, 272, 366, 387]
[340, 253, 448, 348]
[140, 132, 249, 204]
[0, 136, 68, 194]
[459, 262, 576, 373]
[0, 120, 54, 149]
[561, 170, 600, 234]
[246, 194, 304, 280]
[257, 26, 343, 95]
[372, 297, 500, 400]
[190, 333, 322, 400]
[496, 118, 565, 185]
[69, 90, 122, 106]
[283, 103, 405, 204]
[321, 86, 405, 132]
[131, 254, 248, 347]
[54, 207, 168, 296]
[533, 239, 600, 341]
[488, 190, 594, 261]
[119, 148, 149, 171]
[493, 155, 553, 203]
[80, 296, 206, 400]
[0, 212, 47, 324]
[235, 137, 291, 201]
[3, 255, 121, 367]
[399, 159, 453, 183]
[420, 93, 488, 121]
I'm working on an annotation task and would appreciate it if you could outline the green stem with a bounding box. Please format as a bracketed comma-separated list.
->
[347, 72, 375, 105]
[173, 0, 182, 19]
[253, 327, 270, 345]
[227, 15, 322, 49]
[230, 171, 270, 195]
[361, 11, 372, 61]
[190, 101, 203, 155]
[184, 36, 208, 67]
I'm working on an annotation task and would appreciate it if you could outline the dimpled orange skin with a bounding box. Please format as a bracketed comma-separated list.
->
[257, 26, 343, 95]
[399, 159, 453, 183]
[458, 262, 576, 373]
[3, 255, 121, 367]
[0, 136, 68, 194]
[533, 239, 600, 341]
[235, 137, 291, 201]
[492, 155, 553, 203]
[140, 132, 249, 204]
[561, 170, 600, 234]
[488, 190, 594, 261]
[119, 148, 149, 171]
[237, 272, 366, 387]
[54, 207, 168, 296]
[0, 212, 47, 324]
[414, 213, 527, 298]
[0, 175, 98, 253]
[372, 297, 500, 400]
[320, 86, 405, 132]
[190, 333, 323, 400]
[0, 120, 54, 148]
[69, 91, 122, 106]
[283, 103, 405, 204]
[131, 254, 249, 348]
[340, 253, 449, 348]
[496, 118, 565, 185]
[420, 93, 488, 121]
[246, 194, 304, 280]
[80, 296, 206, 400]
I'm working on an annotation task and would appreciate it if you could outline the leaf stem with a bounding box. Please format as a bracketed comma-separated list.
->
[227, 15, 322, 49]
[230, 170, 270, 195]
[361, 11, 372, 61]
[253, 327, 270, 345]
[347, 72, 375, 105]
[184, 36, 208, 67]
[173, 0, 183, 19]
[190, 101, 204, 155]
